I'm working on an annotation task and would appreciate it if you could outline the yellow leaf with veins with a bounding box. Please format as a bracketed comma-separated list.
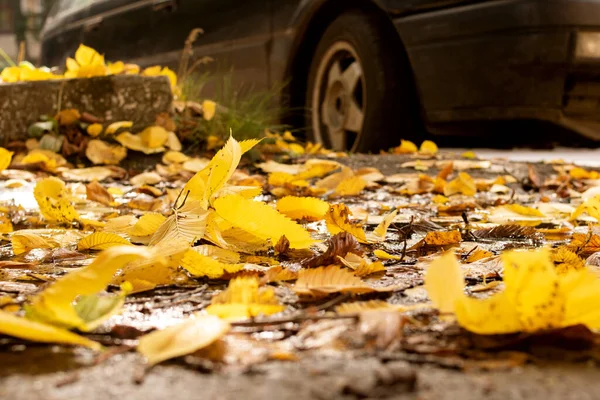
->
[129, 213, 166, 237]
[294, 265, 376, 298]
[77, 232, 131, 251]
[214, 194, 314, 249]
[33, 177, 79, 223]
[149, 200, 208, 246]
[11, 232, 59, 255]
[324, 204, 367, 243]
[0, 311, 100, 350]
[206, 276, 285, 320]
[138, 314, 229, 365]
[333, 176, 366, 197]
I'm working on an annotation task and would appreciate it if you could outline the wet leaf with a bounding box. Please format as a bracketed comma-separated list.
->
[0, 310, 100, 350]
[77, 232, 131, 251]
[27, 245, 152, 330]
[471, 224, 538, 240]
[138, 314, 229, 365]
[214, 194, 314, 249]
[33, 177, 79, 223]
[206, 276, 285, 320]
[294, 265, 375, 297]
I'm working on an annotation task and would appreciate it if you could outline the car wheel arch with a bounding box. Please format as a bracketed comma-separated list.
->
[284, 0, 422, 133]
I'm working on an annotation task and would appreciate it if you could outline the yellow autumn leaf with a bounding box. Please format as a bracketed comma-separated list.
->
[105, 121, 133, 135]
[138, 314, 229, 365]
[366, 210, 398, 243]
[294, 265, 376, 297]
[0, 310, 100, 350]
[214, 194, 314, 249]
[162, 151, 189, 165]
[149, 200, 208, 246]
[77, 232, 131, 251]
[423, 230, 462, 246]
[276, 196, 329, 221]
[86, 139, 128, 165]
[504, 204, 545, 217]
[570, 195, 600, 221]
[426, 248, 600, 335]
[424, 252, 465, 313]
[86, 123, 103, 137]
[333, 176, 367, 197]
[392, 140, 418, 154]
[335, 300, 406, 314]
[465, 248, 493, 263]
[432, 194, 449, 204]
[179, 249, 244, 278]
[27, 245, 152, 330]
[139, 126, 169, 148]
[56, 109, 81, 125]
[0, 147, 14, 171]
[337, 252, 386, 277]
[461, 150, 477, 159]
[569, 167, 599, 180]
[0, 214, 13, 233]
[206, 276, 285, 320]
[203, 100, 217, 121]
[444, 172, 476, 196]
[324, 204, 367, 243]
[193, 244, 240, 263]
[11, 232, 60, 255]
[129, 213, 166, 237]
[115, 132, 165, 154]
[552, 247, 586, 275]
[33, 177, 79, 223]
[373, 249, 402, 260]
[419, 140, 438, 155]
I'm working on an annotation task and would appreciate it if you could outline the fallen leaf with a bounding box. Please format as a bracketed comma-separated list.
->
[392, 140, 417, 154]
[180, 249, 244, 278]
[303, 232, 363, 268]
[138, 314, 229, 365]
[465, 248, 494, 263]
[86, 180, 114, 206]
[366, 210, 398, 242]
[324, 204, 367, 243]
[12, 232, 60, 255]
[214, 194, 314, 249]
[276, 196, 329, 221]
[333, 176, 367, 197]
[105, 121, 133, 135]
[419, 140, 438, 155]
[444, 172, 476, 196]
[149, 200, 208, 246]
[571, 195, 600, 221]
[129, 213, 166, 237]
[202, 100, 217, 120]
[294, 265, 376, 297]
[86, 140, 127, 165]
[425, 252, 465, 313]
[552, 247, 586, 274]
[87, 123, 103, 137]
[373, 249, 402, 260]
[0, 310, 100, 350]
[34, 177, 79, 223]
[206, 276, 285, 320]
[471, 224, 538, 240]
[77, 232, 131, 251]
[568, 233, 600, 257]
[338, 252, 386, 277]
[139, 126, 169, 149]
[0, 147, 14, 171]
[504, 204, 545, 217]
[424, 230, 462, 246]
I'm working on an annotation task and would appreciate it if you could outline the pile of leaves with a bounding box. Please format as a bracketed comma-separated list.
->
[1, 136, 600, 374]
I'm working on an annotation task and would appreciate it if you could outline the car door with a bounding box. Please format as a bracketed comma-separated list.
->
[81, 0, 157, 63]
[148, 0, 272, 90]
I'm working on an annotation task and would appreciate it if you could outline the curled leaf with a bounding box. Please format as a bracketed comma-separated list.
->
[34, 177, 79, 223]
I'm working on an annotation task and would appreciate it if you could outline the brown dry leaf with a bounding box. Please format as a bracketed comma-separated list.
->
[86, 181, 114, 206]
[568, 233, 600, 257]
[324, 204, 367, 243]
[261, 265, 299, 283]
[437, 162, 454, 180]
[294, 265, 376, 297]
[274, 235, 290, 254]
[303, 232, 363, 268]
[471, 224, 538, 240]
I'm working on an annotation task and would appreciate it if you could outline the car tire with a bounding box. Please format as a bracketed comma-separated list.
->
[306, 10, 422, 152]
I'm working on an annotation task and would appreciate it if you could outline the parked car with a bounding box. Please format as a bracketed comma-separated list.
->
[41, 0, 600, 152]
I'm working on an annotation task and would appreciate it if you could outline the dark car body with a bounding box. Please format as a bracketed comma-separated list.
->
[41, 0, 600, 142]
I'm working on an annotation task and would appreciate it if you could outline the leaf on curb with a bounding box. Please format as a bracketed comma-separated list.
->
[0, 310, 100, 350]
[77, 232, 131, 251]
[33, 177, 79, 223]
[206, 276, 285, 320]
[138, 314, 229, 365]
[214, 194, 314, 249]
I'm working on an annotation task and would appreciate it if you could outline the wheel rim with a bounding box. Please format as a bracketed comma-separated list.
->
[312, 41, 366, 152]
